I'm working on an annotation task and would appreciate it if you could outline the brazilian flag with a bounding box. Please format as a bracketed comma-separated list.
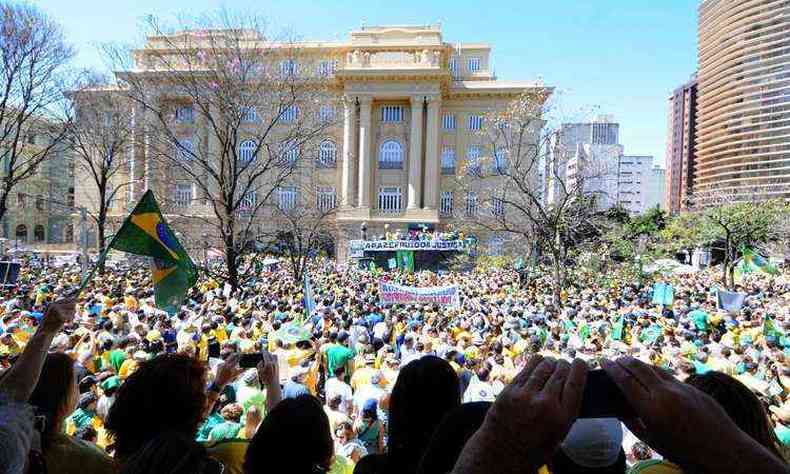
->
[738, 247, 779, 276]
[396, 250, 415, 272]
[106, 191, 198, 314]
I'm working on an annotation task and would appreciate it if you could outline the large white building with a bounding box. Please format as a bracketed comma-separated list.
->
[551, 117, 665, 214]
[73, 24, 551, 260]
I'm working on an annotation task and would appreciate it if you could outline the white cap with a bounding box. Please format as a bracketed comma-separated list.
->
[560, 418, 623, 468]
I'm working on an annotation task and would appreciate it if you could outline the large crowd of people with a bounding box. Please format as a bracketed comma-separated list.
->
[0, 253, 788, 473]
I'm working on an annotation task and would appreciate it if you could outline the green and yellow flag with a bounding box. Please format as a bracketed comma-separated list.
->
[107, 190, 198, 314]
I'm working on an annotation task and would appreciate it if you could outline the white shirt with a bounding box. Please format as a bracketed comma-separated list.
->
[463, 377, 495, 403]
[325, 377, 353, 411]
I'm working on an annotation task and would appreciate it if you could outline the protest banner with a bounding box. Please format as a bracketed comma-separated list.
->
[349, 239, 467, 257]
[379, 281, 460, 308]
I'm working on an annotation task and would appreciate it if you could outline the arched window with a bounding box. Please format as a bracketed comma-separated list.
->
[318, 140, 336, 167]
[239, 140, 257, 164]
[15, 224, 27, 243]
[34, 225, 45, 242]
[379, 140, 403, 169]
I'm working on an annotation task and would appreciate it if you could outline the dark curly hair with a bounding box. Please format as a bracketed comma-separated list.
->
[106, 353, 207, 460]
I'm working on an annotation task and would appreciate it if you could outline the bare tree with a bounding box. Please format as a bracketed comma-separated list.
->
[105, 10, 334, 288]
[258, 174, 338, 282]
[0, 3, 74, 225]
[456, 92, 607, 307]
[66, 73, 135, 268]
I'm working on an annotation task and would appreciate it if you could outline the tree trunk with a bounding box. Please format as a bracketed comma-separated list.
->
[721, 255, 730, 289]
[0, 190, 9, 237]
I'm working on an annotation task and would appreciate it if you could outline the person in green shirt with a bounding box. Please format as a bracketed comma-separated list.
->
[208, 403, 244, 442]
[326, 332, 355, 382]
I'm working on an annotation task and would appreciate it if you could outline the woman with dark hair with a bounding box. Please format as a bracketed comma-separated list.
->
[686, 371, 784, 460]
[119, 431, 224, 474]
[244, 394, 333, 474]
[105, 353, 210, 461]
[385, 355, 460, 474]
[29, 352, 115, 474]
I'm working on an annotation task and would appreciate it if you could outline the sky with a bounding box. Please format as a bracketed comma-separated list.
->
[31, 0, 699, 167]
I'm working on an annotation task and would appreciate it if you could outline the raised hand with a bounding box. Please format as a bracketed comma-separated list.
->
[42, 298, 76, 334]
[453, 355, 589, 474]
[256, 350, 279, 387]
[601, 357, 790, 474]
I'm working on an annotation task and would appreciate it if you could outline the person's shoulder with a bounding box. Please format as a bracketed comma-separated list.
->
[46, 433, 116, 474]
[628, 460, 682, 474]
[204, 439, 250, 474]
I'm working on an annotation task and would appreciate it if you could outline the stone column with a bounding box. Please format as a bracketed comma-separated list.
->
[340, 96, 356, 208]
[357, 97, 372, 208]
[407, 96, 424, 209]
[423, 96, 441, 209]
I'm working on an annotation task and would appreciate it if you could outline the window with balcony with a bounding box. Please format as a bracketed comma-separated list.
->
[239, 140, 257, 164]
[441, 146, 456, 175]
[493, 148, 508, 174]
[280, 104, 299, 123]
[378, 187, 402, 214]
[449, 57, 460, 79]
[279, 141, 300, 166]
[318, 104, 335, 122]
[468, 114, 483, 130]
[239, 191, 257, 211]
[174, 183, 193, 208]
[317, 186, 336, 211]
[279, 59, 299, 77]
[241, 106, 258, 123]
[317, 60, 335, 77]
[381, 105, 404, 122]
[318, 140, 337, 167]
[440, 191, 453, 216]
[442, 114, 456, 130]
[175, 105, 194, 123]
[379, 140, 404, 169]
[465, 192, 478, 216]
[466, 145, 482, 175]
[278, 186, 297, 210]
[176, 139, 194, 161]
[492, 196, 505, 217]
[468, 57, 481, 72]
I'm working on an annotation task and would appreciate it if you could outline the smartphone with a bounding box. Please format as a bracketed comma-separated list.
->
[239, 353, 264, 368]
[579, 370, 635, 419]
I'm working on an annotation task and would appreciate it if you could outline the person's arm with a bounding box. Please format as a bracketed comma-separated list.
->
[0, 299, 75, 402]
[258, 351, 282, 412]
[204, 353, 242, 419]
[452, 355, 588, 474]
[601, 357, 790, 474]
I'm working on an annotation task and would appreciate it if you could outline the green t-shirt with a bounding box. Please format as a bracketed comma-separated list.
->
[688, 309, 708, 331]
[208, 421, 242, 442]
[326, 345, 355, 378]
[776, 425, 790, 446]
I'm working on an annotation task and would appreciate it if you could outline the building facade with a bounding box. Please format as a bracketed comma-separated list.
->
[76, 24, 549, 260]
[665, 76, 697, 213]
[696, 0, 790, 202]
[0, 132, 74, 250]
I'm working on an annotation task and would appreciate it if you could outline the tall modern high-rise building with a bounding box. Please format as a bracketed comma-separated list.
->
[551, 116, 664, 214]
[665, 76, 697, 214]
[696, 0, 790, 203]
